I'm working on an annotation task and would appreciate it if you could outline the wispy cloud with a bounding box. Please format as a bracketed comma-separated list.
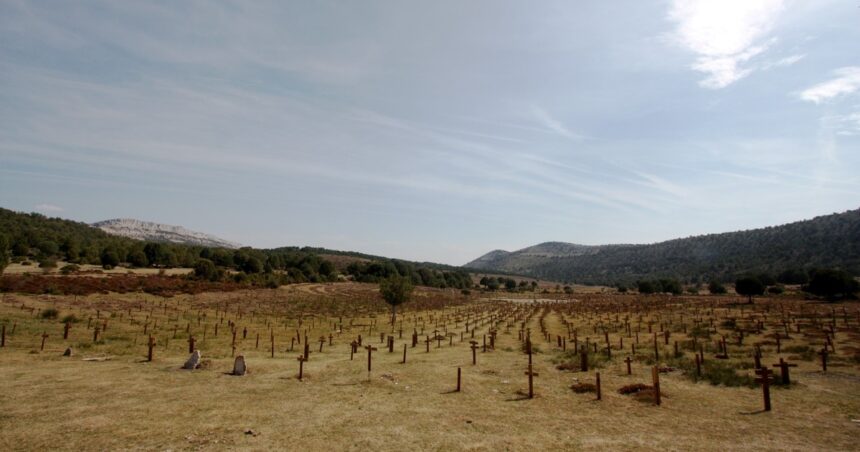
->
[34, 203, 64, 213]
[761, 54, 805, 70]
[633, 171, 688, 199]
[530, 106, 582, 140]
[667, 0, 785, 89]
[799, 67, 860, 104]
[833, 112, 860, 136]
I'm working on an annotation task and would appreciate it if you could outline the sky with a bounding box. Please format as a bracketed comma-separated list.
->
[1, 1, 859, 265]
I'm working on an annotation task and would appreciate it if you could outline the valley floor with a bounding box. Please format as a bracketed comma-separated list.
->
[0, 286, 858, 451]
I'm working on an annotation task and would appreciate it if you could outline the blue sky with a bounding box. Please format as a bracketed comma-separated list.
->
[1, 1, 858, 265]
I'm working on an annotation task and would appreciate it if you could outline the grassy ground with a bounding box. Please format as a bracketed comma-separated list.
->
[1, 286, 858, 451]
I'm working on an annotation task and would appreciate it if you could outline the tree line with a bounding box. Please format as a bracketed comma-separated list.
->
[345, 259, 472, 290]
[494, 208, 860, 286]
[0, 208, 474, 290]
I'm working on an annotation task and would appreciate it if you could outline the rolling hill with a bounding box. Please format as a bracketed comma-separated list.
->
[465, 208, 860, 285]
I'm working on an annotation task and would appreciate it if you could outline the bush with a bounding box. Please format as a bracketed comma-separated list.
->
[708, 281, 727, 294]
[60, 264, 80, 275]
[570, 382, 597, 393]
[61, 314, 79, 324]
[735, 276, 765, 302]
[41, 308, 59, 319]
[778, 268, 809, 285]
[193, 259, 223, 282]
[803, 268, 859, 300]
[100, 249, 120, 268]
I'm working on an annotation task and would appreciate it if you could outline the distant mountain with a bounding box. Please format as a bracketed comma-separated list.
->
[465, 209, 860, 285]
[93, 219, 241, 249]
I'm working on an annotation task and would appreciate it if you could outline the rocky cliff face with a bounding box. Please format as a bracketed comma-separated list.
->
[92, 218, 241, 249]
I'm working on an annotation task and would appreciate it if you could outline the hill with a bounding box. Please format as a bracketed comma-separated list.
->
[465, 208, 860, 285]
[0, 208, 472, 289]
[93, 218, 241, 249]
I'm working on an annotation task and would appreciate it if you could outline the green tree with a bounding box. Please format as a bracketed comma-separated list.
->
[38, 240, 59, 257]
[11, 241, 29, 257]
[127, 250, 149, 268]
[318, 260, 335, 277]
[659, 279, 682, 295]
[708, 281, 727, 294]
[0, 234, 9, 275]
[804, 269, 859, 300]
[735, 276, 765, 303]
[193, 259, 222, 282]
[242, 256, 263, 274]
[637, 280, 657, 294]
[379, 275, 414, 325]
[39, 257, 57, 273]
[777, 268, 809, 285]
[60, 238, 80, 262]
[100, 249, 120, 269]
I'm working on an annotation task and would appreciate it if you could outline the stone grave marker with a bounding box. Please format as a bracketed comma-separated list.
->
[183, 350, 202, 370]
[232, 355, 247, 376]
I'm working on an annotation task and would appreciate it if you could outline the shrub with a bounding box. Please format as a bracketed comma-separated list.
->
[708, 281, 727, 294]
[570, 382, 597, 393]
[61, 314, 79, 324]
[803, 268, 859, 300]
[618, 383, 652, 395]
[41, 308, 59, 319]
[735, 276, 765, 302]
[60, 264, 80, 275]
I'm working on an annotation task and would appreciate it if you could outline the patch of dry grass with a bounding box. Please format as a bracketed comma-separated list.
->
[0, 287, 858, 451]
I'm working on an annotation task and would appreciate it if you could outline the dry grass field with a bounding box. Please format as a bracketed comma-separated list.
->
[1, 283, 859, 451]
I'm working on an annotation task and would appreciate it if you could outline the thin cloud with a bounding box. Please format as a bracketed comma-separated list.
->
[799, 67, 860, 104]
[34, 203, 64, 213]
[667, 0, 785, 89]
[761, 54, 805, 70]
[833, 112, 860, 136]
[530, 106, 582, 140]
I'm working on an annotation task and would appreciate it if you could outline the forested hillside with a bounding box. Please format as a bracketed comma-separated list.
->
[466, 208, 860, 285]
[0, 208, 471, 289]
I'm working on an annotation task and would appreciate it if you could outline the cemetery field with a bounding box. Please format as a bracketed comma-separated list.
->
[1, 283, 859, 451]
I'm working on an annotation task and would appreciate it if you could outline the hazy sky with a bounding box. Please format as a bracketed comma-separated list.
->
[1, 1, 859, 265]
